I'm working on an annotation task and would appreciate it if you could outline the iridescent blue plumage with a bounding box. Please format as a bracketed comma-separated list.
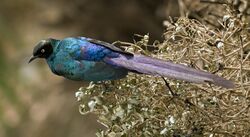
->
[29, 37, 235, 88]
[45, 37, 128, 81]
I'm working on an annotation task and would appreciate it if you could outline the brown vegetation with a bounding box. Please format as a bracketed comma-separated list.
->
[77, 1, 250, 136]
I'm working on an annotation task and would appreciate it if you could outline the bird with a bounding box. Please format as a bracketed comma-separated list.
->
[29, 37, 234, 88]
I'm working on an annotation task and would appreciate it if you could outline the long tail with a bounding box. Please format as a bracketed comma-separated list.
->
[104, 54, 235, 88]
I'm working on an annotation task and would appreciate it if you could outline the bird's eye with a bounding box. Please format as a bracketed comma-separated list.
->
[41, 49, 45, 53]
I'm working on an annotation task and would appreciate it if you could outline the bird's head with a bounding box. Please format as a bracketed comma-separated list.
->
[29, 38, 57, 63]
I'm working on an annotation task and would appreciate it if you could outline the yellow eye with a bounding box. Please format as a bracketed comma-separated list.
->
[41, 49, 45, 53]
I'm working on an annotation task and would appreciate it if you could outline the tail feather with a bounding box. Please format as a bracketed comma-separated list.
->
[104, 54, 235, 88]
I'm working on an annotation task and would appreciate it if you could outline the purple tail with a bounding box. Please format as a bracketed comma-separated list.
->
[104, 54, 235, 89]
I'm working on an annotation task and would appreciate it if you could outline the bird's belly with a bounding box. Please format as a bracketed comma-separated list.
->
[51, 60, 128, 82]
[80, 61, 128, 81]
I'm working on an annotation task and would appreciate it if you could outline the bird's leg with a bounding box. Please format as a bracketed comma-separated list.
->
[101, 81, 116, 94]
[101, 82, 109, 93]
[92, 81, 110, 94]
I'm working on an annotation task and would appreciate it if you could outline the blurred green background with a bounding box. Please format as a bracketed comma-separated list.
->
[0, 0, 181, 136]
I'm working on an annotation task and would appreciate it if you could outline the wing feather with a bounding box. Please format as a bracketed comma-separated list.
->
[79, 37, 134, 56]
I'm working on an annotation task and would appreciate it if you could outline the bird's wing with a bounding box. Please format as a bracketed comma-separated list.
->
[80, 37, 134, 56]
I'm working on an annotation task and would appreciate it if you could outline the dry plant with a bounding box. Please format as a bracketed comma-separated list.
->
[75, 1, 250, 136]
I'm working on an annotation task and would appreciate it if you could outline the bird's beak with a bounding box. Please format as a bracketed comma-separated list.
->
[28, 56, 38, 63]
